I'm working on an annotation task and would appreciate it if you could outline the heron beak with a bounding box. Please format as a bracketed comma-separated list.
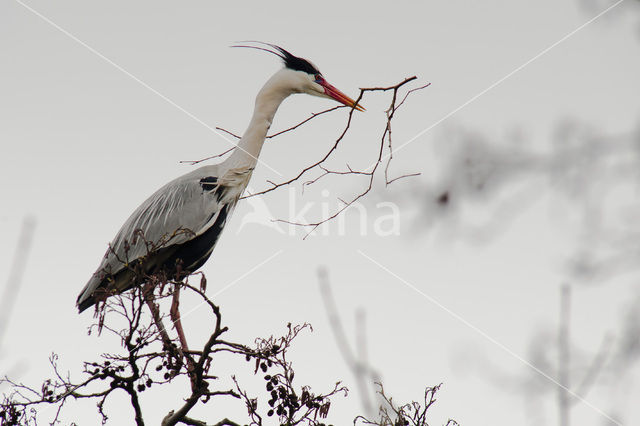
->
[319, 81, 365, 111]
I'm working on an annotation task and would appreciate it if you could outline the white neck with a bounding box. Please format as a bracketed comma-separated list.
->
[223, 70, 296, 171]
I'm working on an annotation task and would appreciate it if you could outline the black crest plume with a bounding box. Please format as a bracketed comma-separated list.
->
[232, 41, 321, 75]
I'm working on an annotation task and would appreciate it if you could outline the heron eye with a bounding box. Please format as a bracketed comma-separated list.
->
[314, 74, 324, 83]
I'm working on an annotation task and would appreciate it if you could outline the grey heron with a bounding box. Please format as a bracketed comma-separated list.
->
[76, 43, 364, 313]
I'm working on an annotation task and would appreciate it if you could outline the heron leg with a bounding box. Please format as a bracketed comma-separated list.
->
[142, 280, 184, 377]
[170, 284, 195, 374]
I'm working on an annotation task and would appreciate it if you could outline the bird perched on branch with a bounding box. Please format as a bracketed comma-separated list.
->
[76, 42, 364, 313]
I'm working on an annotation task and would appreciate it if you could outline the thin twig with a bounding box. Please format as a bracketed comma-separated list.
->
[183, 76, 429, 236]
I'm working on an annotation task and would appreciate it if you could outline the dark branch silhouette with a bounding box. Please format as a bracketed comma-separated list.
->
[354, 383, 458, 426]
[1, 261, 453, 425]
[0, 267, 348, 426]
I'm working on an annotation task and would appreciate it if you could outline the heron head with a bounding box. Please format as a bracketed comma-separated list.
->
[233, 42, 365, 111]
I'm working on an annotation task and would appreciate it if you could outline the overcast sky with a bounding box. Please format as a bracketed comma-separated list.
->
[2, 1, 640, 425]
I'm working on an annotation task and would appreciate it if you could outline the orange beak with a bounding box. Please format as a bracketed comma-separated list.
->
[318, 80, 365, 111]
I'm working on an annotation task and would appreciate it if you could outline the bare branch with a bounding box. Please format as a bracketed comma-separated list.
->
[354, 382, 456, 426]
[0, 216, 36, 350]
[267, 76, 428, 237]
[2, 265, 350, 426]
[180, 147, 236, 165]
[182, 76, 429, 236]
[319, 268, 378, 415]
[180, 105, 346, 166]
[266, 105, 346, 139]
[558, 285, 571, 426]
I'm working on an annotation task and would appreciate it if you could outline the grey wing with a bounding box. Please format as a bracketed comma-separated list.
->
[77, 166, 226, 307]
[108, 183, 218, 268]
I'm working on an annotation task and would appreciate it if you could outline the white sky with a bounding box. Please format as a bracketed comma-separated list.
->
[2, 1, 640, 425]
